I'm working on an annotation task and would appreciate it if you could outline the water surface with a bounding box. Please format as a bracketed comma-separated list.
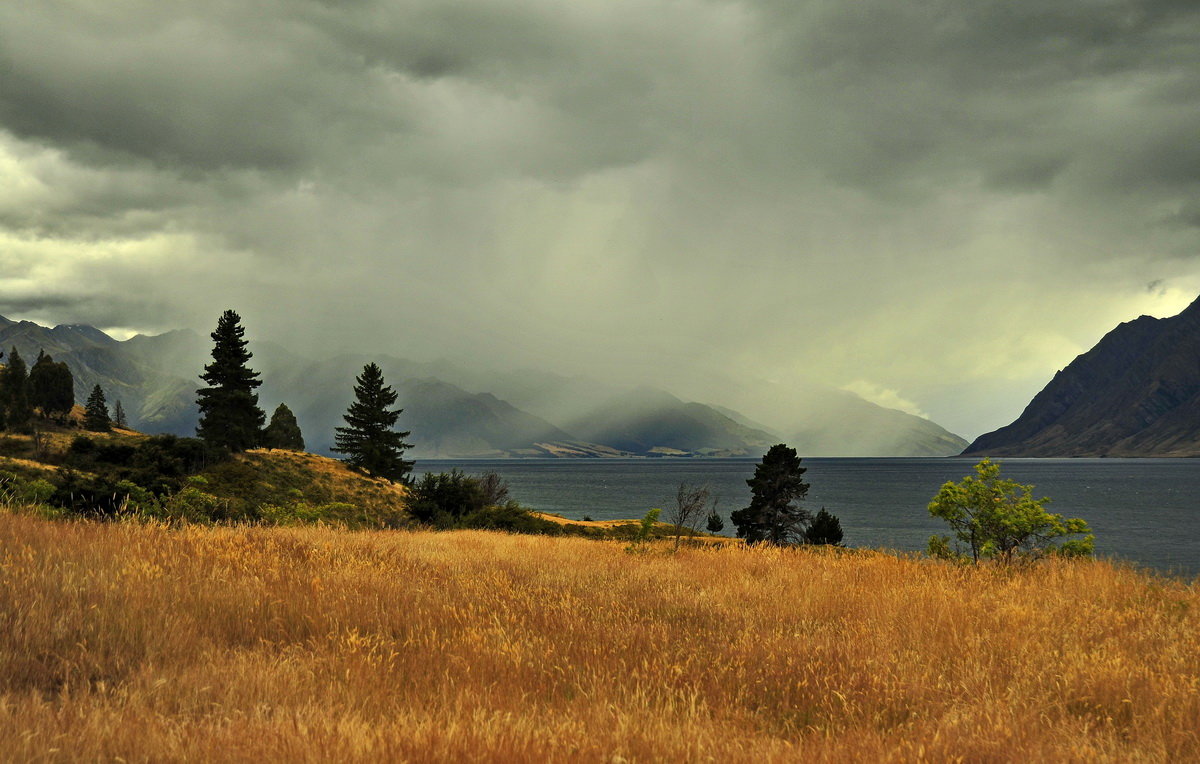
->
[415, 457, 1200, 577]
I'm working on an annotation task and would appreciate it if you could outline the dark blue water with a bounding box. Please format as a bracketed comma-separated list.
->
[415, 458, 1200, 578]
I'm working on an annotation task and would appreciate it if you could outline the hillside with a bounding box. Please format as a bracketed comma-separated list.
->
[0, 422, 410, 529]
[965, 295, 1200, 456]
[2, 514, 1196, 761]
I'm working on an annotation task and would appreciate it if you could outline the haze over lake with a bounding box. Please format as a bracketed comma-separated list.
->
[418, 458, 1200, 577]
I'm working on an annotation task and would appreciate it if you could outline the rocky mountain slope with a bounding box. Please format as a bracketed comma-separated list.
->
[964, 296, 1200, 456]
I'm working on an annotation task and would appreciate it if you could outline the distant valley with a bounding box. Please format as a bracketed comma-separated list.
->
[0, 315, 967, 458]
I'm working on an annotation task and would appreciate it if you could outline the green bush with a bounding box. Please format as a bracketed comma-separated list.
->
[409, 469, 491, 526]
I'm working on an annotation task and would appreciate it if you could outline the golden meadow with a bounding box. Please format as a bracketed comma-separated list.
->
[1, 509, 1197, 762]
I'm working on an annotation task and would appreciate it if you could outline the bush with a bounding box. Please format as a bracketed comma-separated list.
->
[409, 469, 491, 526]
[48, 469, 133, 519]
[458, 503, 562, 534]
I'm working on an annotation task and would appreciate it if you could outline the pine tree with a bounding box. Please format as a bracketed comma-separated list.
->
[195, 310, 265, 452]
[84, 384, 112, 432]
[29, 352, 75, 423]
[333, 363, 413, 482]
[113, 400, 128, 429]
[730, 444, 812, 545]
[262, 403, 305, 450]
[0, 346, 33, 432]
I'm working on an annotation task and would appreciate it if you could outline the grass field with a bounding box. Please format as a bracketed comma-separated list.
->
[1, 510, 1197, 761]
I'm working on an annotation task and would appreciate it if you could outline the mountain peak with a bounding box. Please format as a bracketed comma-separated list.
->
[964, 293, 1200, 456]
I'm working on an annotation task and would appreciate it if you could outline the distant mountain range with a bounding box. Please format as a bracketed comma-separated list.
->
[964, 295, 1200, 457]
[0, 315, 967, 457]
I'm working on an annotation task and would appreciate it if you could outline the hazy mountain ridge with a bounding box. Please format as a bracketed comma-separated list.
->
[0, 315, 968, 457]
[564, 387, 776, 456]
[964, 295, 1200, 456]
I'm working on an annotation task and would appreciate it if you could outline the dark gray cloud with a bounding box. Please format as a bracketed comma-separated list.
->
[2, 0, 1199, 438]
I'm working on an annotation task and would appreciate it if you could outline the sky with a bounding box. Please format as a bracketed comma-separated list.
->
[1, 0, 1199, 440]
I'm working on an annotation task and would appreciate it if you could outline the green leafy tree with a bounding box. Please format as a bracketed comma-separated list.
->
[29, 352, 75, 423]
[84, 384, 112, 432]
[927, 459, 1094, 563]
[196, 310, 265, 453]
[262, 403, 305, 450]
[804, 507, 844, 545]
[0, 346, 33, 432]
[731, 444, 812, 544]
[332, 362, 413, 482]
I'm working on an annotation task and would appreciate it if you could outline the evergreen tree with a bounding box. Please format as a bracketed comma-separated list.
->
[262, 403, 305, 450]
[730, 444, 812, 544]
[84, 384, 112, 432]
[333, 362, 413, 482]
[0, 346, 33, 432]
[804, 507, 844, 545]
[29, 352, 75, 423]
[113, 400, 128, 429]
[705, 510, 725, 533]
[195, 310, 265, 452]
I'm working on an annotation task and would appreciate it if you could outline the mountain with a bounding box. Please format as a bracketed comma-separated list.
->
[0, 314, 968, 457]
[788, 389, 969, 456]
[565, 387, 777, 456]
[0, 319, 191, 431]
[963, 296, 1200, 457]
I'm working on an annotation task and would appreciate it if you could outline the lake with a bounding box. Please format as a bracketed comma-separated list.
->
[415, 457, 1200, 578]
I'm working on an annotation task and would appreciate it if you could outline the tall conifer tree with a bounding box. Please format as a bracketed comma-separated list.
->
[84, 384, 112, 432]
[333, 363, 413, 482]
[196, 310, 265, 452]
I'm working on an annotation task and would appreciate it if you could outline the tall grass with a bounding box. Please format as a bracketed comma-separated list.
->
[1, 509, 1197, 761]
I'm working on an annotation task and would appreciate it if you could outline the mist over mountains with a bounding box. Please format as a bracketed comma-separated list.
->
[0, 315, 967, 457]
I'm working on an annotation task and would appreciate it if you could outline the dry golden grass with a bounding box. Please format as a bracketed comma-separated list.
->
[1, 510, 1197, 762]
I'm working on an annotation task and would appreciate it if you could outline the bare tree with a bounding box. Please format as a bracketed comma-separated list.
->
[477, 471, 510, 506]
[670, 482, 716, 549]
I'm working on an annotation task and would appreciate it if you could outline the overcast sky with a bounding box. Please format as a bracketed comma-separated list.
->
[2, 0, 1199, 438]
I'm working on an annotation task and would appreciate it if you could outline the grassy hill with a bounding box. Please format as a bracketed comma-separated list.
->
[0, 513, 1195, 761]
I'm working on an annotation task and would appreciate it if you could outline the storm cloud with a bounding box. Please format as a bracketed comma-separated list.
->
[2, 0, 1199, 438]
